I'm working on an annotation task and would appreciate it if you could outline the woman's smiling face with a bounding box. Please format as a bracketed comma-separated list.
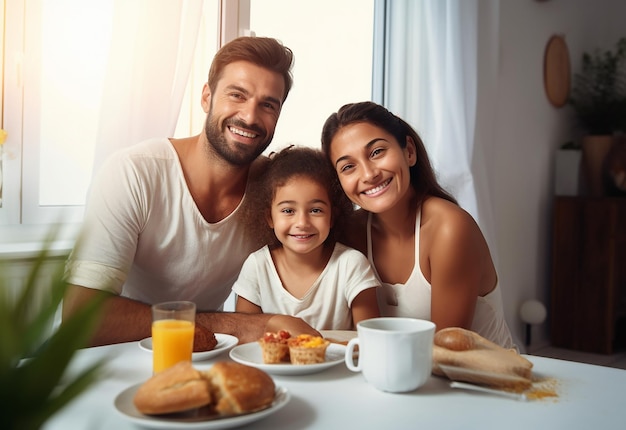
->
[328, 122, 416, 214]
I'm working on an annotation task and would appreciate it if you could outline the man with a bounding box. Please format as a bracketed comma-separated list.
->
[63, 37, 319, 346]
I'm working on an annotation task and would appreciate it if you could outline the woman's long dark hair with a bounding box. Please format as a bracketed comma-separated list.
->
[321, 101, 457, 208]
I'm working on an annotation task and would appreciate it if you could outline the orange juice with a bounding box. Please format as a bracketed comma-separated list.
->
[152, 319, 194, 373]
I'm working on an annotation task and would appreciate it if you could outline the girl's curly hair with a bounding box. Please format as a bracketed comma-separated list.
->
[241, 145, 354, 249]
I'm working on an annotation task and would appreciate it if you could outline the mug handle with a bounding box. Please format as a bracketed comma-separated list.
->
[344, 337, 361, 371]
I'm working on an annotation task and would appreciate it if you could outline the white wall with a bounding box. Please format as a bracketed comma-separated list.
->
[488, 0, 626, 347]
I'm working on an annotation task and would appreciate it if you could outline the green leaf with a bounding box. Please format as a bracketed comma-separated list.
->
[0, 229, 107, 430]
[22, 359, 108, 430]
[17, 292, 105, 403]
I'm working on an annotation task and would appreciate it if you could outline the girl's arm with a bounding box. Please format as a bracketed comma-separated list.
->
[235, 296, 263, 314]
[350, 287, 380, 326]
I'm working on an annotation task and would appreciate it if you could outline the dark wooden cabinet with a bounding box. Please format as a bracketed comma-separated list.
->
[550, 197, 626, 354]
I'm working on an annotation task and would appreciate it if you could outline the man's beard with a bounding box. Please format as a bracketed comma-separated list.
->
[204, 111, 274, 166]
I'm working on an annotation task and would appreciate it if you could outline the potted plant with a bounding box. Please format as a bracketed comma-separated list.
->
[569, 37, 626, 135]
[568, 37, 626, 196]
[0, 232, 106, 430]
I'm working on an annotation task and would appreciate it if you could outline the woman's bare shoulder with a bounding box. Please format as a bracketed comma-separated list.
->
[421, 197, 483, 243]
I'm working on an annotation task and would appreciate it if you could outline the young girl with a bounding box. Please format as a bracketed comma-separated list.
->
[233, 146, 380, 330]
[321, 101, 515, 348]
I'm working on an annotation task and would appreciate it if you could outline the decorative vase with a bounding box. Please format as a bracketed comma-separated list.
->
[581, 135, 614, 196]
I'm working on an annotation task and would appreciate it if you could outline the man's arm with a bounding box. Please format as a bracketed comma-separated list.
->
[63, 285, 322, 347]
[63, 284, 152, 346]
[197, 313, 321, 344]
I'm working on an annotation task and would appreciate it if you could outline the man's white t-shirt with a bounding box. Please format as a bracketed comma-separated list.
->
[232, 242, 380, 330]
[65, 138, 257, 310]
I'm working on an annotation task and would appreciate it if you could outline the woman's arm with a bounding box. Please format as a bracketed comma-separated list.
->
[426, 201, 497, 332]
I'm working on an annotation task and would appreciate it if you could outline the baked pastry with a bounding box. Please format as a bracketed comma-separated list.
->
[258, 330, 291, 364]
[203, 362, 276, 415]
[133, 361, 275, 416]
[194, 324, 218, 352]
[287, 334, 330, 365]
[432, 327, 533, 390]
[133, 361, 211, 415]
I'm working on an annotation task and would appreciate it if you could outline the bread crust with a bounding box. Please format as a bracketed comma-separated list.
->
[133, 361, 211, 415]
[204, 362, 276, 415]
[133, 361, 276, 416]
[432, 327, 533, 390]
[194, 324, 218, 352]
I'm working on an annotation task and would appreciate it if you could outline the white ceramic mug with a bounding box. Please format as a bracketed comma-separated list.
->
[345, 317, 435, 393]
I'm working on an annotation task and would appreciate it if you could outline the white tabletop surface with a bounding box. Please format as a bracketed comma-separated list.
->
[43, 338, 626, 430]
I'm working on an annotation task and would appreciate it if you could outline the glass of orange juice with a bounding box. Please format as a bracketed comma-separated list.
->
[151, 301, 196, 373]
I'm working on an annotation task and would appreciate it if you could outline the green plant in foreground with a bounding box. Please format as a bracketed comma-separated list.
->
[0, 233, 107, 430]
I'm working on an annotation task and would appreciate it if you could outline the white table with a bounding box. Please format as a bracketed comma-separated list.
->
[44, 340, 626, 430]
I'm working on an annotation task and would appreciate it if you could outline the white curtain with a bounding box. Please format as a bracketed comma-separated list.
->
[91, 0, 204, 175]
[380, 0, 499, 258]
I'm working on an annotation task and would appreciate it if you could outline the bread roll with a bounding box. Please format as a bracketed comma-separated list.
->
[203, 362, 275, 415]
[194, 324, 218, 352]
[432, 327, 533, 390]
[133, 361, 211, 415]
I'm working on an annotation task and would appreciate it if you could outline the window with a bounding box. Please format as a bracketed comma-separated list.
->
[248, 0, 374, 155]
[0, 0, 374, 243]
[1, 0, 219, 230]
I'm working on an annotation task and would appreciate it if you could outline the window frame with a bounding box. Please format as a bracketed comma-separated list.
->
[0, 0, 231, 242]
[1, 0, 25, 229]
[0, 0, 382, 248]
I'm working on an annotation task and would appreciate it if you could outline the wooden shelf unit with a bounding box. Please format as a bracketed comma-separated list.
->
[550, 196, 626, 354]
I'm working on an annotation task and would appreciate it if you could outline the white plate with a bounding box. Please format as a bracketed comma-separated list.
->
[319, 330, 356, 344]
[139, 334, 238, 362]
[229, 342, 346, 375]
[114, 383, 289, 429]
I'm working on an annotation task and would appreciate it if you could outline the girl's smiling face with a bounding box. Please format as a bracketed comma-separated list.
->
[267, 176, 332, 255]
[329, 122, 416, 214]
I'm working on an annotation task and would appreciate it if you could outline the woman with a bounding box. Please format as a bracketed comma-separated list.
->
[321, 101, 515, 348]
